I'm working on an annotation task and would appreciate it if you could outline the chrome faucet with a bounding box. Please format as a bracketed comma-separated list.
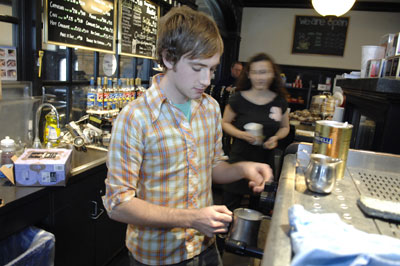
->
[32, 103, 60, 149]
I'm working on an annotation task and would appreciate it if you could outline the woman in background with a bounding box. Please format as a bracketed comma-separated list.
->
[222, 53, 290, 211]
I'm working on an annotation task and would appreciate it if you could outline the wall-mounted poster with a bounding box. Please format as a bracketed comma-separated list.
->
[119, 0, 159, 59]
[292, 16, 349, 56]
[0, 46, 17, 81]
[43, 0, 116, 53]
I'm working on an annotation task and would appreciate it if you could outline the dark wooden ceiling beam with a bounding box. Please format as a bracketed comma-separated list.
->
[0, 14, 18, 24]
[0, 0, 12, 5]
[353, 2, 400, 12]
[241, 0, 400, 12]
[240, 0, 312, 8]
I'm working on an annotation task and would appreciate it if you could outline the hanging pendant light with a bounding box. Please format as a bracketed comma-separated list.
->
[79, 0, 113, 15]
[312, 0, 356, 17]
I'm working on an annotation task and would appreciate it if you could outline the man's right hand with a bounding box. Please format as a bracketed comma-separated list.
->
[192, 205, 233, 237]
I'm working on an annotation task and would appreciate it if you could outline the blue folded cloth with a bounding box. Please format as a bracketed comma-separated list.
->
[289, 204, 400, 266]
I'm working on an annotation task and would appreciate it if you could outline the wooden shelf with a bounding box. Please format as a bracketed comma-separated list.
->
[286, 82, 314, 110]
[286, 87, 309, 91]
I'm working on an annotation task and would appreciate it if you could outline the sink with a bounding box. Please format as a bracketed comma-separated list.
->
[70, 147, 107, 176]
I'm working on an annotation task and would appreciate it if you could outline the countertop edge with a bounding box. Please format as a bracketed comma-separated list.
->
[261, 154, 296, 266]
[70, 156, 107, 176]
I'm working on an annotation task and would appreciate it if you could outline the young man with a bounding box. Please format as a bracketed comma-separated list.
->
[103, 6, 272, 266]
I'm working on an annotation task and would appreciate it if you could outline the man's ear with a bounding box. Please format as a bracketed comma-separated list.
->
[162, 50, 174, 70]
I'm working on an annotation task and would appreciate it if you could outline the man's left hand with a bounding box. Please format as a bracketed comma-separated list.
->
[239, 162, 273, 193]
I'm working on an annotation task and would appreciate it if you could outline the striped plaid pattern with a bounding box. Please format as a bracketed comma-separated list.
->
[103, 74, 225, 265]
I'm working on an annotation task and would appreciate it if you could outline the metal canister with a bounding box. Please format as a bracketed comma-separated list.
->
[312, 120, 353, 179]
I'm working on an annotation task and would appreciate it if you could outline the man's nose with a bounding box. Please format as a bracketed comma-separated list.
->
[199, 69, 212, 87]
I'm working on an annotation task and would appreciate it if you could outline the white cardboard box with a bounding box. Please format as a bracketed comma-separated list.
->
[14, 148, 72, 186]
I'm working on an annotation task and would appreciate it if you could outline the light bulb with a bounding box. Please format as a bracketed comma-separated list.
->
[79, 0, 113, 15]
[312, 0, 356, 17]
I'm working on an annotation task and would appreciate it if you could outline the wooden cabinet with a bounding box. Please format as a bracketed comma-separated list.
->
[337, 78, 400, 154]
[0, 185, 49, 241]
[44, 164, 126, 266]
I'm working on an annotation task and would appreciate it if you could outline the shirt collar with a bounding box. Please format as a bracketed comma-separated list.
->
[145, 73, 204, 123]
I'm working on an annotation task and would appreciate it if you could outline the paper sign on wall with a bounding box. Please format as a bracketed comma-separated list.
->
[0, 46, 17, 81]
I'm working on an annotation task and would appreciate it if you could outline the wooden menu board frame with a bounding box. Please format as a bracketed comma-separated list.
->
[292, 15, 349, 56]
[43, 0, 117, 53]
[118, 0, 159, 59]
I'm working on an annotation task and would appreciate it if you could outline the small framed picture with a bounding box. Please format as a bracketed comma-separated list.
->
[379, 33, 395, 58]
[368, 59, 385, 78]
[390, 57, 399, 77]
[388, 33, 399, 57]
[396, 33, 400, 56]
[379, 59, 387, 77]
[387, 33, 399, 57]
[365, 60, 372, 78]
[398, 64, 400, 79]
[384, 58, 393, 77]
[390, 56, 400, 78]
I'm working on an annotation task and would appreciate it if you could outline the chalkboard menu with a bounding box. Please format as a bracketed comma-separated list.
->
[44, 0, 116, 53]
[292, 16, 349, 56]
[119, 0, 159, 58]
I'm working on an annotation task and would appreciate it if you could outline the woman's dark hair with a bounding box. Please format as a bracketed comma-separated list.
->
[235, 53, 288, 99]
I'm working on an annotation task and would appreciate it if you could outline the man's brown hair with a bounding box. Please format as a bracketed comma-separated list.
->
[156, 6, 224, 69]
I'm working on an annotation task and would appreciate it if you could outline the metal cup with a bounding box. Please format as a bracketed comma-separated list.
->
[305, 154, 342, 194]
[312, 121, 353, 179]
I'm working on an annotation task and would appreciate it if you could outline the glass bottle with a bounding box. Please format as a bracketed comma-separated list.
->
[44, 109, 60, 147]
[86, 77, 96, 112]
[0, 136, 16, 178]
[1, 136, 16, 166]
[96, 77, 104, 111]
[103, 77, 110, 111]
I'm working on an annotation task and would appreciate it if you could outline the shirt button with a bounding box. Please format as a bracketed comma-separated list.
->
[187, 244, 193, 253]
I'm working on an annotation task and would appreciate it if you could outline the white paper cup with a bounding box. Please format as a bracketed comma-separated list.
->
[332, 107, 344, 122]
[244, 123, 263, 145]
[361, 45, 385, 78]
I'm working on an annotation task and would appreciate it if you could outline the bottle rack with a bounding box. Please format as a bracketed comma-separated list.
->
[86, 109, 119, 116]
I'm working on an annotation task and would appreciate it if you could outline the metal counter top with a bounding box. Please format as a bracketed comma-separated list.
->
[70, 146, 107, 176]
[261, 143, 400, 266]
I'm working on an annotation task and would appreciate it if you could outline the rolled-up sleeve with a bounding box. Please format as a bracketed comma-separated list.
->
[211, 99, 226, 168]
[102, 105, 144, 213]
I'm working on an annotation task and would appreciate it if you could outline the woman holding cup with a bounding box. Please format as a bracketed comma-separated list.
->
[221, 53, 290, 211]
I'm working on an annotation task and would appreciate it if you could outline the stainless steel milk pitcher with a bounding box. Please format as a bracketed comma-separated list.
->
[305, 153, 342, 194]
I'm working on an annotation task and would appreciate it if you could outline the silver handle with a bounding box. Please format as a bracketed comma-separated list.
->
[90, 200, 105, 220]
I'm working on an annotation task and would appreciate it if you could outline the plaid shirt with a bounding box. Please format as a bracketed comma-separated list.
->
[103, 74, 225, 265]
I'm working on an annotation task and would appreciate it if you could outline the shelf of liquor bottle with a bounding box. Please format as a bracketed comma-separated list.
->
[286, 86, 309, 91]
[86, 109, 119, 116]
[286, 86, 321, 92]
